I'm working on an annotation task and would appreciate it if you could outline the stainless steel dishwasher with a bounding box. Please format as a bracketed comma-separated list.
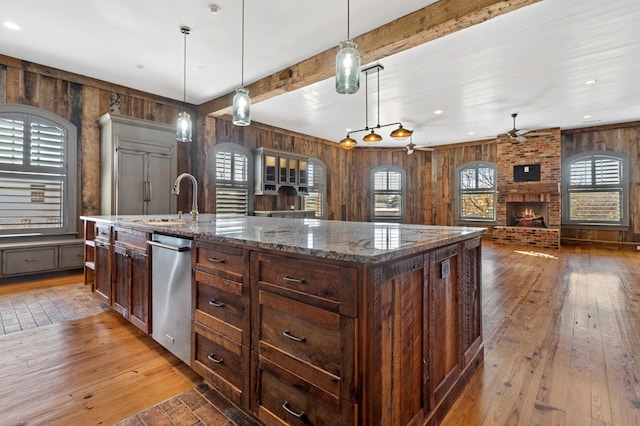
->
[148, 234, 192, 364]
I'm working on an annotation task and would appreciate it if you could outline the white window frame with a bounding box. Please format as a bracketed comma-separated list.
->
[213, 143, 252, 215]
[456, 161, 497, 223]
[302, 158, 327, 219]
[0, 104, 77, 236]
[562, 151, 629, 227]
[370, 165, 405, 222]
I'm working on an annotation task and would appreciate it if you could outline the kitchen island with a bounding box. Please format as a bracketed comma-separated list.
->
[81, 214, 486, 425]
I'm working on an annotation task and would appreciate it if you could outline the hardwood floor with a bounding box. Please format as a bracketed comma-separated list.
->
[0, 244, 638, 425]
[442, 243, 640, 425]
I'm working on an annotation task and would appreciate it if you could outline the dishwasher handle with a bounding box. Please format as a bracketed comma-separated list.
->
[147, 240, 191, 252]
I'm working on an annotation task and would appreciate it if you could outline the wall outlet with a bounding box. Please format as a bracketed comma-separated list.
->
[637, 245, 640, 251]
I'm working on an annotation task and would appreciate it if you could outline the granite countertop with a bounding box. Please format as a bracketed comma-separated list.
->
[81, 214, 486, 264]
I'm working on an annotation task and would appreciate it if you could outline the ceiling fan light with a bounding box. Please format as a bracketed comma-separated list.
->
[362, 130, 382, 143]
[335, 40, 360, 94]
[339, 135, 357, 150]
[390, 124, 412, 141]
[232, 87, 251, 126]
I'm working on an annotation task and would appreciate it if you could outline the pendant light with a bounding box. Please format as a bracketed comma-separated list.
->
[232, 0, 251, 126]
[176, 26, 192, 142]
[339, 63, 413, 149]
[335, 0, 360, 94]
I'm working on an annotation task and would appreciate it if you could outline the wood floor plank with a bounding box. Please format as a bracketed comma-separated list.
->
[0, 311, 200, 425]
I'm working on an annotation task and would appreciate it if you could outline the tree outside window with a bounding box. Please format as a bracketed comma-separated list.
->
[457, 162, 496, 222]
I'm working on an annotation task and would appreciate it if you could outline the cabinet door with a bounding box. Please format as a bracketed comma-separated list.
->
[427, 244, 460, 410]
[460, 237, 482, 365]
[112, 245, 131, 318]
[146, 152, 176, 215]
[129, 249, 149, 333]
[298, 159, 308, 185]
[117, 148, 147, 215]
[94, 241, 112, 304]
[264, 154, 277, 184]
[279, 157, 288, 183]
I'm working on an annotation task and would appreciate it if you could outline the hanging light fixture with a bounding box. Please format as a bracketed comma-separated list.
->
[232, 0, 251, 126]
[335, 0, 360, 94]
[339, 64, 412, 149]
[176, 26, 192, 142]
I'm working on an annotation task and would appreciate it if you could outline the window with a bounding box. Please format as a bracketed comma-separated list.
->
[302, 158, 326, 218]
[457, 162, 497, 222]
[0, 104, 77, 235]
[371, 166, 405, 221]
[214, 143, 251, 215]
[563, 152, 628, 226]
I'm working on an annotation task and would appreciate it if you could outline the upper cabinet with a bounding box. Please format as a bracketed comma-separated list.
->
[100, 114, 177, 215]
[254, 148, 309, 195]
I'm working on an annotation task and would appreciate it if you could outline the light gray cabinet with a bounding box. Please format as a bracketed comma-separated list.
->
[0, 239, 84, 277]
[100, 113, 177, 215]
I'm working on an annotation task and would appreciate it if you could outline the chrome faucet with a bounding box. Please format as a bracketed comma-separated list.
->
[172, 173, 199, 221]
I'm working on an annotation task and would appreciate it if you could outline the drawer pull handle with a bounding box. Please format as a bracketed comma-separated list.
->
[208, 299, 225, 307]
[207, 353, 224, 364]
[24, 258, 38, 263]
[283, 275, 305, 284]
[208, 256, 225, 263]
[282, 401, 305, 419]
[283, 330, 306, 343]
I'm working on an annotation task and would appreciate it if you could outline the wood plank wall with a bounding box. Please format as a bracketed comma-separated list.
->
[0, 55, 194, 228]
[198, 117, 431, 224]
[1, 54, 637, 246]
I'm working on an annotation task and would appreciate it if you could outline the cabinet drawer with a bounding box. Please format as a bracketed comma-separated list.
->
[192, 323, 249, 408]
[3, 247, 56, 275]
[195, 241, 248, 281]
[257, 253, 357, 315]
[257, 356, 355, 426]
[260, 290, 352, 396]
[113, 226, 148, 251]
[194, 269, 249, 346]
[95, 224, 112, 243]
[59, 244, 84, 268]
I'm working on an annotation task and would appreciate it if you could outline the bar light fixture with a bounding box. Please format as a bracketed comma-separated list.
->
[339, 64, 412, 149]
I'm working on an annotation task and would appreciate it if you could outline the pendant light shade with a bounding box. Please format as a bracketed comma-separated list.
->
[363, 129, 382, 143]
[389, 124, 413, 141]
[177, 112, 192, 142]
[335, 0, 360, 94]
[233, 0, 251, 126]
[339, 135, 357, 150]
[336, 40, 360, 94]
[232, 88, 251, 126]
[177, 26, 192, 142]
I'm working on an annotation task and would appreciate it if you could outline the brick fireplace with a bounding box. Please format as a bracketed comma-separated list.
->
[492, 128, 561, 249]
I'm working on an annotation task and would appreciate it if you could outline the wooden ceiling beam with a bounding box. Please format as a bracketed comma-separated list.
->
[197, 0, 541, 117]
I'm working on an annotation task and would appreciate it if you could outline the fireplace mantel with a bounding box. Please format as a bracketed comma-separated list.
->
[498, 182, 559, 194]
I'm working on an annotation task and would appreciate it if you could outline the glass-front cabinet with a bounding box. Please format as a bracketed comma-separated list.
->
[254, 148, 310, 195]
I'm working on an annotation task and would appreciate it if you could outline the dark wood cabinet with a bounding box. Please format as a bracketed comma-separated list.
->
[84, 220, 150, 334]
[192, 240, 251, 409]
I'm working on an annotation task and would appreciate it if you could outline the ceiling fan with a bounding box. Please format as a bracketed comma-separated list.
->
[390, 137, 433, 155]
[504, 113, 552, 141]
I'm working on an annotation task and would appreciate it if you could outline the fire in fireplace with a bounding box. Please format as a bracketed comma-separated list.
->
[507, 202, 548, 228]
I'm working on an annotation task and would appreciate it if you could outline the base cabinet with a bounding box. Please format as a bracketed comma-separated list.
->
[188, 237, 483, 426]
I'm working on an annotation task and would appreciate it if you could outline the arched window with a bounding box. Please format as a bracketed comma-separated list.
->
[0, 104, 77, 235]
[370, 165, 405, 222]
[302, 158, 326, 218]
[456, 161, 496, 222]
[563, 152, 628, 226]
[213, 143, 252, 215]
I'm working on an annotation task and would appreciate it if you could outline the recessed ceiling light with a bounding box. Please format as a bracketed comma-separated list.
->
[468, 131, 475, 136]
[583, 114, 592, 119]
[434, 110, 443, 115]
[3, 21, 21, 30]
[209, 4, 222, 14]
[583, 79, 597, 85]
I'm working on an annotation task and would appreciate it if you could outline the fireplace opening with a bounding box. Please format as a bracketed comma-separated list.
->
[507, 202, 548, 228]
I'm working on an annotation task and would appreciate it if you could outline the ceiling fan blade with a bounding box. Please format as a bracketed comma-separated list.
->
[523, 131, 552, 136]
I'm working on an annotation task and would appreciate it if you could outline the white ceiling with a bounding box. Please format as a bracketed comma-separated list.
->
[1, 0, 640, 148]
